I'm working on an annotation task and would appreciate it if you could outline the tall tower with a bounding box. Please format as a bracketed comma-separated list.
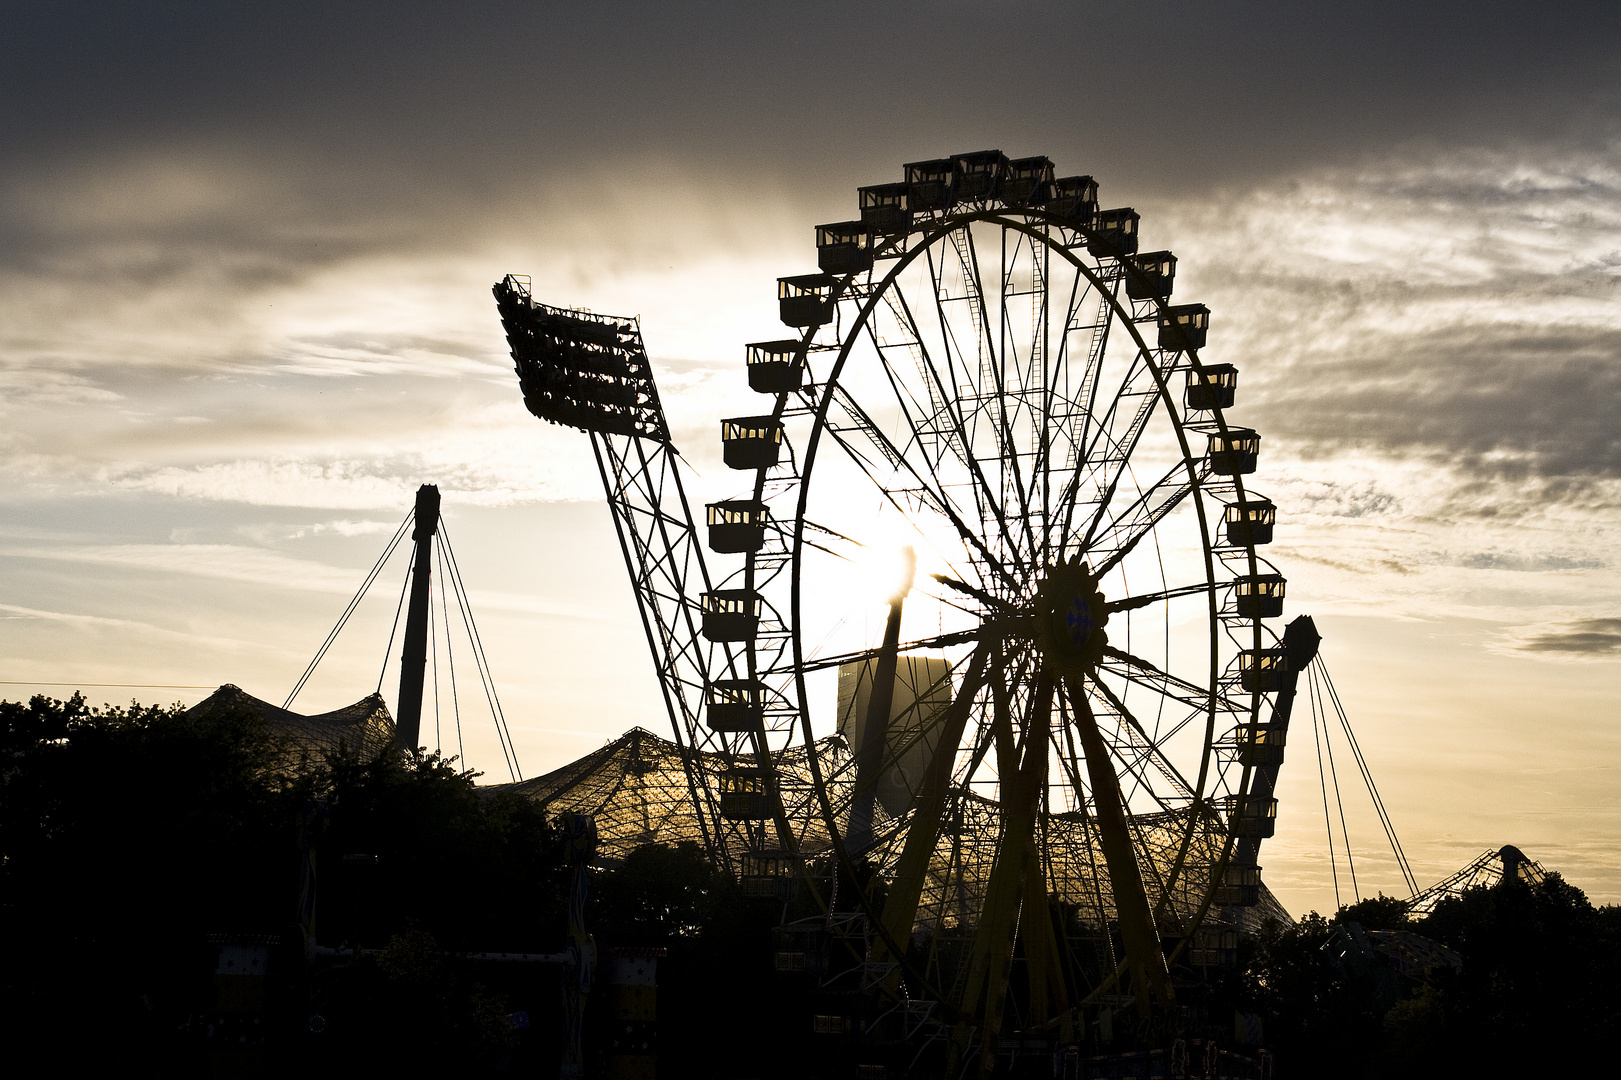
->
[393, 483, 441, 752]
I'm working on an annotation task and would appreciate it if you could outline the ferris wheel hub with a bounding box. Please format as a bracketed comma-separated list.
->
[1036, 559, 1110, 676]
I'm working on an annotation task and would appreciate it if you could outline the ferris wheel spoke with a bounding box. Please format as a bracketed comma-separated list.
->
[1057, 678, 1168, 815]
[1050, 346, 1154, 555]
[1031, 271, 1093, 563]
[973, 225, 1040, 559]
[1035, 256, 1072, 559]
[937, 231, 1022, 517]
[1069, 355, 1170, 555]
[875, 289, 974, 483]
[1084, 673, 1197, 804]
[923, 240, 981, 449]
[930, 571, 1019, 617]
[861, 324, 948, 464]
[1080, 349, 1157, 476]
[1105, 580, 1216, 614]
[951, 226, 998, 409]
[789, 627, 983, 675]
[1098, 645, 1232, 713]
[1059, 273, 1120, 500]
[1086, 461, 1208, 577]
[1028, 240, 1061, 544]
[819, 383, 1023, 591]
[860, 320, 1012, 553]
[781, 515, 863, 562]
[926, 233, 1028, 545]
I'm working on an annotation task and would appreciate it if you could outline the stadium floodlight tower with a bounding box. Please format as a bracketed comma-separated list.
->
[492, 278, 796, 870]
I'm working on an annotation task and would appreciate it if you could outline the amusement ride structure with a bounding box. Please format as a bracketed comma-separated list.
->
[493, 151, 1333, 1074]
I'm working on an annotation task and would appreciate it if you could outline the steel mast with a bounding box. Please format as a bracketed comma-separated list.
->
[393, 483, 441, 752]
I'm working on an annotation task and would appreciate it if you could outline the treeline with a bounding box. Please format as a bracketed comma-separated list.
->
[1241, 877, 1621, 1077]
[0, 693, 571, 1074]
[0, 693, 787, 1076]
[4, 692, 1619, 1077]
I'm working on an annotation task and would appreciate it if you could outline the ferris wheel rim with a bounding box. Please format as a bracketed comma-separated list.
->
[737, 194, 1281, 1016]
[784, 212, 1238, 782]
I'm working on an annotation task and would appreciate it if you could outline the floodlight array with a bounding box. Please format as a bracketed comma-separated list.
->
[493, 275, 668, 440]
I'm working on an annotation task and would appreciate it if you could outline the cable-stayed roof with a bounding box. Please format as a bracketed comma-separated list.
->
[186, 684, 395, 769]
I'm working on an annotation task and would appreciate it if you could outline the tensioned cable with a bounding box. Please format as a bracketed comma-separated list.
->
[434, 530, 480, 771]
[4, 681, 216, 689]
[437, 524, 520, 781]
[1325, 662, 1415, 889]
[1309, 665, 1342, 908]
[1322, 663, 1419, 895]
[1314, 664, 1360, 903]
[438, 528, 515, 780]
[283, 509, 413, 710]
[437, 530, 466, 765]
[430, 571, 441, 754]
[377, 556, 414, 696]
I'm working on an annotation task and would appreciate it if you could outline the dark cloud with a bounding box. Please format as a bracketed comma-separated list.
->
[5, 2, 1619, 523]
[1513, 617, 1621, 656]
[1153, 155, 1621, 500]
[1285, 479, 1402, 518]
[3, 1, 1619, 213]
[1257, 325, 1621, 482]
[1455, 553, 1604, 571]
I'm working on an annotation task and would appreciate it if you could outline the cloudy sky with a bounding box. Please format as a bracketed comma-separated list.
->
[4, 1, 1620, 913]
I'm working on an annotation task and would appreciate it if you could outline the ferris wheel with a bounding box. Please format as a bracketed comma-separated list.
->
[712, 151, 1315, 1042]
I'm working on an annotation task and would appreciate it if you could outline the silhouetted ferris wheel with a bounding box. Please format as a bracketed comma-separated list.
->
[711, 152, 1315, 1047]
[494, 150, 1323, 1067]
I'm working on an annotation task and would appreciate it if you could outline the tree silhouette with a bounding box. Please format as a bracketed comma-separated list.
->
[0, 693, 568, 1076]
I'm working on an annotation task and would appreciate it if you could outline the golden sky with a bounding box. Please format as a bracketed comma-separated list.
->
[3, 2, 1619, 914]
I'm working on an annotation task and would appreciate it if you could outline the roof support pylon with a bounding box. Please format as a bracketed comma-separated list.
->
[394, 484, 441, 753]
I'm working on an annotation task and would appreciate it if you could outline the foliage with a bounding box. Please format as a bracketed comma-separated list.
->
[10, 690, 1620, 1077]
[1332, 892, 1412, 931]
[311, 928, 518, 1074]
[590, 839, 742, 945]
[1384, 873, 1621, 1077]
[0, 692, 566, 1075]
[1244, 912, 1375, 1077]
[589, 840, 782, 1076]
[2, 692, 301, 1071]
[314, 743, 567, 951]
[1243, 877, 1621, 1078]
